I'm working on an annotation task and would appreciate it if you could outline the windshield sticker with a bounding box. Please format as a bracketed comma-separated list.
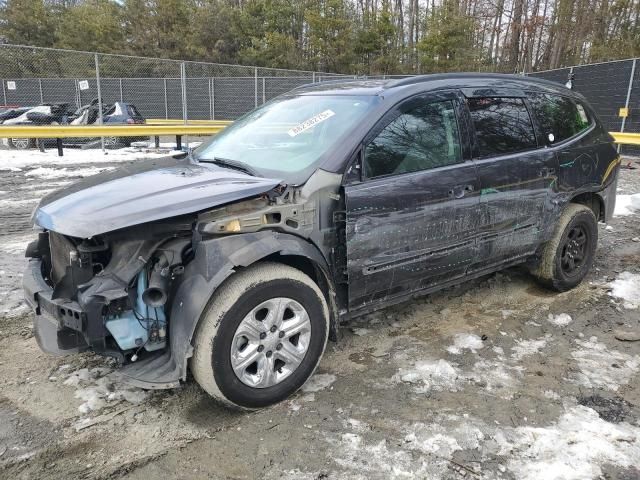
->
[288, 109, 335, 137]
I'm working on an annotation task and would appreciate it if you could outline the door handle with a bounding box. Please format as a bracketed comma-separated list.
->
[448, 184, 474, 199]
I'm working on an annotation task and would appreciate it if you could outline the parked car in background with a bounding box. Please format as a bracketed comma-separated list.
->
[0, 105, 33, 122]
[1, 99, 146, 149]
[24, 73, 619, 409]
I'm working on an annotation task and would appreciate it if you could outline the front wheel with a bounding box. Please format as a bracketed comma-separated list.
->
[532, 204, 598, 291]
[191, 262, 330, 409]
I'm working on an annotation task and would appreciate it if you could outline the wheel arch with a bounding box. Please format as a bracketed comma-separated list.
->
[168, 231, 338, 383]
[569, 191, 605, 222]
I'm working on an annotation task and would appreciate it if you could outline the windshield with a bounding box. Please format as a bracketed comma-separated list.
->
[195, 94, 379, 182]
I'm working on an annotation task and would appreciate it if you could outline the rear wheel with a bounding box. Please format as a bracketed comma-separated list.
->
[532, 204, 598, 291]
[191, 262, 330, 409]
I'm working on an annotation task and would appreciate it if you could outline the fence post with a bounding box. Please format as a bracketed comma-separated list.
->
[38, 79, 44, 104]
[2, 79, 7, 106]
[211, 77, 215, 120]
[74, 79, 81, 108]
[163, 78, 168, 119]
[209, 78, 213, 120]
[94, 53, 105, 153]
[254, 67, 259, 108]
[119, 78, 123, 102]
[618, 58, 637, 153]
[180, 62, 188, 124]
[180, 62, 189, 149]
[262, 77, 266, 104]
[312, 72, 316, 83]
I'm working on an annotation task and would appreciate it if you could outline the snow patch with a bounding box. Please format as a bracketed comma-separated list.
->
[547, 313, 573, 327]
[395, 359, 462, 393]
[609, 272, 640, 309]
[511, 335, 551, 360]
[301, 373, 336, 393]
[63, 367, 149, 414]
[613, 193, 640, 217]
[25, 166, 111, 179]
[0, 145, 180, 170]
[543, 390, 561, 400]
[571, 337, 640, 391]
[0, 237, 34, 254]
[446, 333, 484, 355]
[468, 360, 523, 393]
[504, 406, 640, 480]
[351, 327, 371, 336]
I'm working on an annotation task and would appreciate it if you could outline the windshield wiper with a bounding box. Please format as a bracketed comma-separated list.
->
[198, 156, 261, 177]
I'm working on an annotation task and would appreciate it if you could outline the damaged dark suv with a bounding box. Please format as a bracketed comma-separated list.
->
[24, 74, 619, 409]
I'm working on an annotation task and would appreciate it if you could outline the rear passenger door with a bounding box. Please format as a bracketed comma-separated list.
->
[344, 92, 481, 310]
[466, 93, 557, 271]
[527, 93, 595, 190]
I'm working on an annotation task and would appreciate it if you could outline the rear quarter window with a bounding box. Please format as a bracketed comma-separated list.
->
[527, 93, 591, 144]
[467, 97, 537, 158]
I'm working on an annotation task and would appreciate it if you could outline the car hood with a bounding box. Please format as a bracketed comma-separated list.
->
[33, 156, 282, 238]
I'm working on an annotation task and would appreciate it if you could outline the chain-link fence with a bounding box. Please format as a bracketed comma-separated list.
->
[527, 58, 639, 155]
[1, 44, 638, 154]
[0, 44, 352, 124]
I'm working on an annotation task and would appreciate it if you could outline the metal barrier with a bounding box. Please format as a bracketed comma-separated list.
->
[146, 119, 233, 126]
[0, 123, 228, 155]
[610, 132, 640, 146]
[2, 124, 638, 157]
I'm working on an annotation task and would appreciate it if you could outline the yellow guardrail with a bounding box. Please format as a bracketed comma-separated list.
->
[0, 124, 637, 145]
[146, 119, 233, 126]
[0, 124, 226, 138]
[610, 132, 640, 146]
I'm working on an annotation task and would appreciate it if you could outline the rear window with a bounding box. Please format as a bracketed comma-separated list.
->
[527, 93, 591, 144]
[467, 97, 537, 158]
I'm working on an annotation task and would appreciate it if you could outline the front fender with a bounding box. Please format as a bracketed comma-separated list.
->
[168, 231, 332, 382]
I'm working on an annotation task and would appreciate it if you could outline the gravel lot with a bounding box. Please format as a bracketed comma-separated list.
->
[0, 147, 639, 480]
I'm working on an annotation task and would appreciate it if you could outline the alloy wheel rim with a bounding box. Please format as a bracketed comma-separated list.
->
[561, 225, 588, 275]
[230, 297, 311, 388]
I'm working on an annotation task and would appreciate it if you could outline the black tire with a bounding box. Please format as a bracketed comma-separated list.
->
[532, 204, 598, 292]
[191, 262, 330, 409]
[8, 137, 35, 150]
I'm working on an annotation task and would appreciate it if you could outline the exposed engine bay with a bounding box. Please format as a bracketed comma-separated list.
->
[27, 224, 192, 364]
[23, 162, 342, 388]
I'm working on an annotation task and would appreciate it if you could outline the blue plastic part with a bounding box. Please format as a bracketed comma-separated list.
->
[105, 270, 166, 352]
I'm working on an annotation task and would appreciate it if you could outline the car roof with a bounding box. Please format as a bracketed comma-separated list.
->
[292, 73, 579, 99]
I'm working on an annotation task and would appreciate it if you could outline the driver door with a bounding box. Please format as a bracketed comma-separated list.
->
[344, 92, 481, 310]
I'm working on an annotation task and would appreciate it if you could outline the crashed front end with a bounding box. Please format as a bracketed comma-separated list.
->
[23, 222, 192, 383]
[22, 155, 340, 390]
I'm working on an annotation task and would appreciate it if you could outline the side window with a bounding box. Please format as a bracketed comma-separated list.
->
[528, 93, 591, 144]
[364, 99, 462, 178]
[467, 97, 537, 158]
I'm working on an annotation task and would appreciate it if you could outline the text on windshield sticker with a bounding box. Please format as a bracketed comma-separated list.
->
[288, 109, 335, 137]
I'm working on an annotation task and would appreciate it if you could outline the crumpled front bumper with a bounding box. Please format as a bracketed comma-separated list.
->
[23, 258, 88, 355]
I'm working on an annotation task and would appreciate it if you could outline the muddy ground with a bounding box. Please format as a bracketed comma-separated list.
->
[0, 147, 639, 480]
